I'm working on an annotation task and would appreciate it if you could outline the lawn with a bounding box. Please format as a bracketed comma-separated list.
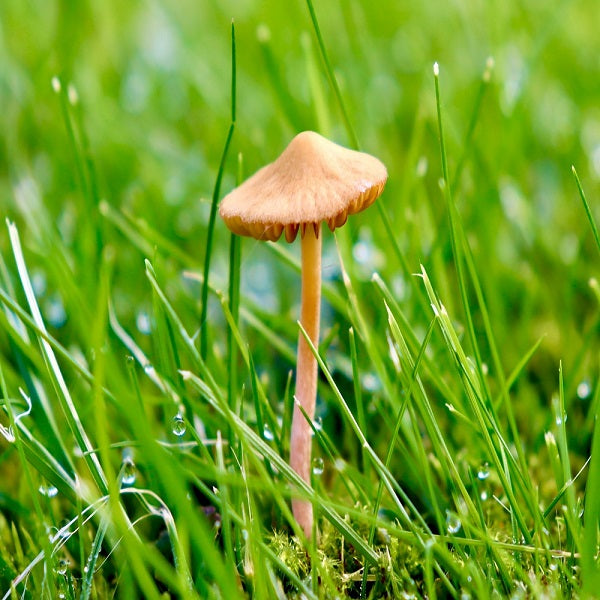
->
[0, 0, 599, 598]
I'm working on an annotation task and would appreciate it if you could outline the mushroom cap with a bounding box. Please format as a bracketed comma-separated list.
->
[218, 131, 388, 242]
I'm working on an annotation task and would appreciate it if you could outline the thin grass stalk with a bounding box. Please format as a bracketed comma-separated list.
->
[304, 0, 358, 148]
[200, 21, 236, 360]
[348, 328, 369, 476]
[582, 376, 600, 592]
[181, 369, 380, 563]
[226, 155, 243, 417]
[7, 220, 108, 495]
[572, 165, 600, 256]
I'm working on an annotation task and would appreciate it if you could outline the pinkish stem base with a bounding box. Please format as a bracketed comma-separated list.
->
[290, 224, 322, 538]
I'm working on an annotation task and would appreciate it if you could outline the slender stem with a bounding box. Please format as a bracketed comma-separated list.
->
[290, 223, 322, 537]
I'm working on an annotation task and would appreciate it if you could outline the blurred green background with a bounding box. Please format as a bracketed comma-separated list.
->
[0, 2, 599, 595]
[1, 0, 598, 457]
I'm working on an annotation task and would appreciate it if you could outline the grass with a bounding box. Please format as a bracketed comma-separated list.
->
[0, 0, 599, 597]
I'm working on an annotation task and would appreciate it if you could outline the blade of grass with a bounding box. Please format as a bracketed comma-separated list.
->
[227, 153, 243, 419]
[305, 0, 358, 148]
[79, 518, 108, 600]
[180, 369, 380, 564]
[301, 31, 331, 135]
[450, 57, 494, 192]
[348, 327, 368, 476]
[433, 63, 492, 414]
[258, 25, 308, 131]
[554, 363, 578, 547]
[572, 165, 600, 255]
[0, 366, 57, 588]
[295, 323, 434, 541]
[582, 377, 600, 593]
[200, 20, 236, 359]
[7, 220, 108, 495]
[419, 265, 533, 544]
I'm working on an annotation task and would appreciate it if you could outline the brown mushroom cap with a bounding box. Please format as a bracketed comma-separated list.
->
[219, 131, 388, 242]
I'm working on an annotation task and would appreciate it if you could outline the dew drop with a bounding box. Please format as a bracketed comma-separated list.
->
[172, 414, 186, 437]
[143, 364, 156, 376]
[39, 484, 58, 498]
[312, 457, 324, 476]
[136, 311, 151, 335]
[262, 423, 274, 441]
[446, 510, 462, 534]
[480, 490, 489, 501]
[577, 380, 591, 400]
[121, 458, 136, 486]
[55, 558, 69, 575]
[477, 462, 490, 480]
[313, 416, 323, 432]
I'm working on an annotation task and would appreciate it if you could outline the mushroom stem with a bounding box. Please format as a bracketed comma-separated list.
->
[290, 223, 322, 538]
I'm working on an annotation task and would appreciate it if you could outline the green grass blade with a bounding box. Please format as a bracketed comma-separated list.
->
[305, 0, 358, 148]
[582, 378, 600, 592]
[227, 153, 243, 417]
[572, 165, 600, 255]
[7, 220, 108, 495]
[180, 369, 380, 564]
[200, 21, 236, 359]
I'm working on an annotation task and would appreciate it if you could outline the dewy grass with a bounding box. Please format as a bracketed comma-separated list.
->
[1, 0, 599, 597]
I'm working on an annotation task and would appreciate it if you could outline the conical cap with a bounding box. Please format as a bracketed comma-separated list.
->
[219, 131, 387, 242]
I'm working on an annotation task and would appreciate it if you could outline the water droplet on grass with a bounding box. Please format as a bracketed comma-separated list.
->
[55, 558, 69, 575]
[477, 462, 490, 480]
[577, 380, 591, 399]
[39, 485, 58, 498]
[172, 414, 186, 437]
[262, 424, 274, 441]
[446, 510, 462, 534]
[312, 457, 324, 476]
[121, 458, 136, 485]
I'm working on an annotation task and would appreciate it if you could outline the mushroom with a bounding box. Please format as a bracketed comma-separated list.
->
[219, 131, 387, 537]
